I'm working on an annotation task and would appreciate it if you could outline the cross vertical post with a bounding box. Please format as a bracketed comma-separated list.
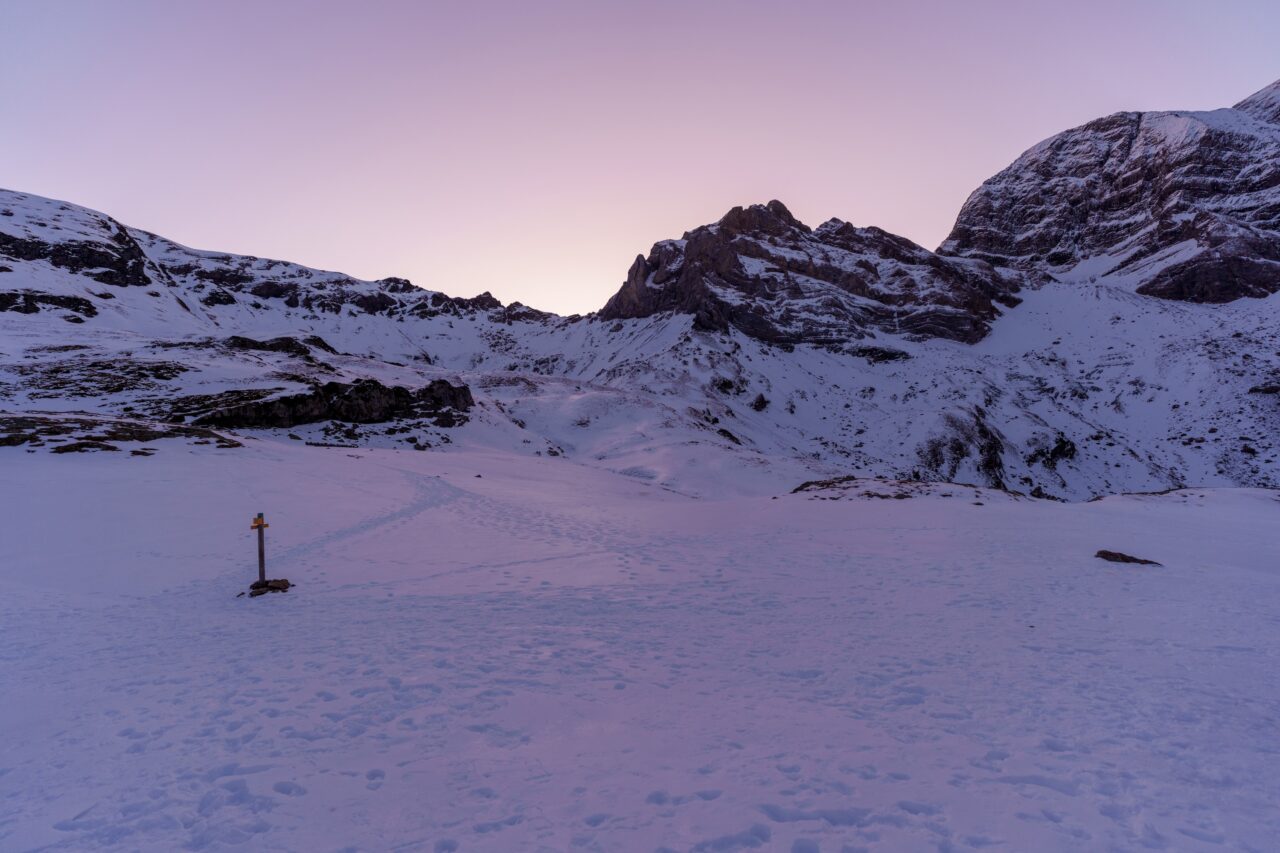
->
[251, 512, 269, 583]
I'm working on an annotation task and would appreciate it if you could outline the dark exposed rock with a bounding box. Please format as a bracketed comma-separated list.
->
[200, 288, 237, 306]
[1248, 383, 1280, 395]
[13, 358, 189, 397]
[0, 290, 98, 317]
[192, 266, 254, 287]
[849, 346, 911, 364]
[156, 388, 285, 424]
[194, 378, 474, 429]
[302, 335, 338, 354]
[1136, 238, 1280, 303]
[1095, 549, 1162, 566]
[249, 280, 296, 301]
[455, 291, 501, 311]
[27, 343, 89, 353]
[351, 292, 397, 314]
[379, 276, 416, 293]
[716, 427, 743, 445]
[405, 290, 551, 323]
[51, 440, 120, 453]
[1027, 434, 1078, 470]
[600, 200, 1023, 345]
[0, 224, 150, 287]
[0, 414, 242, 451]
[917, 408, 1008, 490]
[224, 335, 314, 359]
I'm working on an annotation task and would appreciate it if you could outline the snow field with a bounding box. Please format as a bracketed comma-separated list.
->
[2, 441, 1279, 851]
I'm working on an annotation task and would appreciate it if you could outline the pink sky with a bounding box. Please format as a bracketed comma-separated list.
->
[3, 0, 1278, 314]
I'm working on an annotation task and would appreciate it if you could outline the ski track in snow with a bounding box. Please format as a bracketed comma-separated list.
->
[2, 446, 1279, 852]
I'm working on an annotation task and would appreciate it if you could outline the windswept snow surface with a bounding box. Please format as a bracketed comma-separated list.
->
[3, 441, 1279, 851]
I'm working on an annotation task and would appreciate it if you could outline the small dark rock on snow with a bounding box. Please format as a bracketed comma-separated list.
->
[1095, 550, 1162, 566]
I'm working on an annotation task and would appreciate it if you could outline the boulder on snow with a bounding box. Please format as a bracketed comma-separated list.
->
[1095, 549, 1162, 566]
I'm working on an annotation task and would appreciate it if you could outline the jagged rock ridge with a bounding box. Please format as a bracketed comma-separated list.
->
[601, 200, 1024, 345]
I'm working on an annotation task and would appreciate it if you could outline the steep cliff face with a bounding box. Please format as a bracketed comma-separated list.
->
[941, 79, 1280, 303]
[600, 200, 1024, 345]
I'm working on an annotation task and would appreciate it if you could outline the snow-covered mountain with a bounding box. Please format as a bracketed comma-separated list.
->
[942, 79, 1280, 303]
[4, 79, 1280, 499]
[599, 199, 1025, 344]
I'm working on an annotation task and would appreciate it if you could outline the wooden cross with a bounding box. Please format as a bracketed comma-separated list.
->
[251, 512, 268, 583]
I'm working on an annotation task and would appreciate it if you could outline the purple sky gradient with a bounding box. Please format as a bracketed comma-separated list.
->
[4, 0, 1279, 313]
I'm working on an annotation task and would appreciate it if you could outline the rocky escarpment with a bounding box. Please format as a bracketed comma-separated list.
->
[600, 200, 1023, 345]
[0, 290, 99, 320]
[941, 79, 1280, 303]
[193, 378, 474, 430]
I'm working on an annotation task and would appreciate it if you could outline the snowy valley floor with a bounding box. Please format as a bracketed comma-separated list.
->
[2, 440, 1279, 852]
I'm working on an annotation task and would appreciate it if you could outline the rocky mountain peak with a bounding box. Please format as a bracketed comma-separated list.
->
[941, 80, 1280, 304]
[599, 200, 1022, 345]
[1233, 77, 1280, 125]
[714, 200, 810, 236]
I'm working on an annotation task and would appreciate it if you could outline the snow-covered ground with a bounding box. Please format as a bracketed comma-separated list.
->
[3, 439, 1278, 851]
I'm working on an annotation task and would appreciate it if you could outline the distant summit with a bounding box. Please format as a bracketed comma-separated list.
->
[600, 199, 1023, 345]
[942, 77, 1280, 303]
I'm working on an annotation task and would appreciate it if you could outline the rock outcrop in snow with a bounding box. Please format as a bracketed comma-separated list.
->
[193, 377, 473, 430]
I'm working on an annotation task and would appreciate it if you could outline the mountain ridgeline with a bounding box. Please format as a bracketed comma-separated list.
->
[3, 78, 1280, 499]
